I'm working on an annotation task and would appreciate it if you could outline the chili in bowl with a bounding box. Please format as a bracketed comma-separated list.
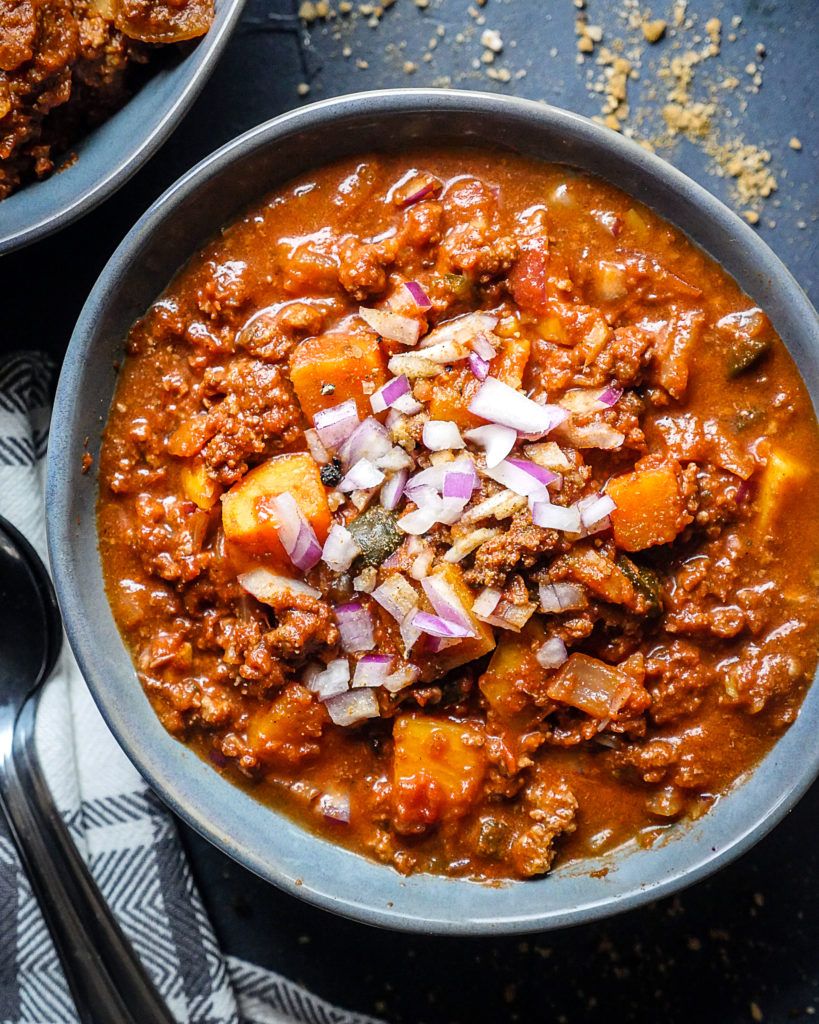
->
[47, 90, 819, 933]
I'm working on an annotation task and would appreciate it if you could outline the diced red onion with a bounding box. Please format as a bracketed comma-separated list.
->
[472, 587, 502, 618]
[468, 377, 567, 435]
[598, 384, 623, 408]
[480, 599, 537, 632]
[324, 688, 380, 726]
[400, 611, 422, 653]
[335, 601, 376, 653]
[404, 281, 432, 310]
[370, 375, 411, 414]
[391, 392, 424, 415]
[506, 458, 561, 489]
[464, 423, 517, 468]
[468, 352, 490, 380]
[313, 400, 360, 451]
[317, 793, 350, 823]
[539, 582, 587, 613]
[304, 428, 330, 465]
[307, 658, 350, 700]
[398, 502, 441, 535]
[470, 332, 496, 361]
[339, 417, 392, 468]
[352, 654, 393, 688]
[321, 524, 361, 572]
[412, 611, 474, 639]
[531, 501, 582, 533]
[421, 575, 477, 636]
[371, 574, 419, 624]
[424, 635, 461, 653]
[422, 420, 465, 451]
[436, 496, 469, 526]
[338, 458, 385, 493]
[579, 493, 617, 528]
[267, 493, 322, 571]
[380, 468, 408, 511]
[484, 459, 550, 502]
[359, 306, 422, 346]
[405, 465, 447, 494]
[419, 312, 499, 350]
[382, 664, 422, 693]
[442, 469, 477, 501]
[400, 179, 441, 207]
[536, 636, 568, 669]
[238, 567, 321, 602]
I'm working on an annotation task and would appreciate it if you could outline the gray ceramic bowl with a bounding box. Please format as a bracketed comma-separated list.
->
[47, 89, 819, 935]
[0, 0, 245, 256]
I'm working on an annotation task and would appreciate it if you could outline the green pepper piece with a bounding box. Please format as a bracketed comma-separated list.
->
[617, 556, 663, 616]
[443, 273, 474, 303]
[726, 336, 771, 378]
[348, 506, 402, 567]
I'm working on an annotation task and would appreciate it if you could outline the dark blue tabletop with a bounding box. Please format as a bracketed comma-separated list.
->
[5, 0, 817, 1020]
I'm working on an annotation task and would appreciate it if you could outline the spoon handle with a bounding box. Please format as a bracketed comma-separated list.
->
[0, 697, 176, 1024]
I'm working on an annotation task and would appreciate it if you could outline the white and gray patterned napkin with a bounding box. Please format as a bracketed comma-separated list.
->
[0, 352, 380, 1024]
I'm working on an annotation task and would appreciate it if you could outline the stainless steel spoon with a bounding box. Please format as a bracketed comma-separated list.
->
[0, 514, 176, 1024]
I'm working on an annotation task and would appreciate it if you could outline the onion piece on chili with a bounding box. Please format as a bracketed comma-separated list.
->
[530, 501, 582, 533]
[539, 581, 588, 613]
[380, 468, 409, 511]
[397, 502, 441, 535]
[559, 385, 623, 415]
[237, 567, 321, 602]
[339, 417, 392, 468]
[461, 488, 527, 523]
[463, 423, 517, 468]
[483, 459, 550, 502]
[472, 587, 502, 619]
[536, 636, 569, 669]
[321, 524, 361, 572]
[391, 392, 424, 416]
[352, 654, 393, 687]
[371, 573, 419, 624]
[267, 493, 323, 571]
[359, 306, 422, 346]
[442, 465, 478, 501]
[335, 601, 376, 653]
[443, 527, 499, 563]
[470, 332, 497, 361]
[422, 420, 466, 451]
[578, 493, 617, 528]
[307, 658, 351, 700]
[479, 598, 537, 632]
[313, 400, 360, 451]
[412, 611, 474, 639]
[404, 281, 432, 310]
[304, 427, 330, 465]
[468, 376, 568, 435]
[324, 688, 381, 726]
[382, 664, 422, 693]
[317, 793, 351, 823]
[421, 575, 477, 636]
[468, 352, 490, 380]
[370, 375, 411, 414]
[338, 458, 385, 493]
[419, 311, 498, 350]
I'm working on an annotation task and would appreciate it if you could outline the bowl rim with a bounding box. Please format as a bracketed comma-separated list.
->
[0, 0, 246, 256]
[47, 88, 819, 935]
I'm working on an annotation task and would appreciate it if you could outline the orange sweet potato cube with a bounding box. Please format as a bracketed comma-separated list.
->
[221, 453, 330, 564]
[392, 715, 486, 832]
[289, 330, 388, 420]
[607, 461, 687, 551]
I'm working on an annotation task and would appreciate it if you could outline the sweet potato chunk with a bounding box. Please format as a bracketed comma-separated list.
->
[245, 684, 327, 769]
[221, 453, 330, 563]
[392, 715, 486, 833]
[607, 461, 687, 551]
[180, 459, 222, 510]
[755, 449, 809, 539]
[289, 330, 388, 420]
